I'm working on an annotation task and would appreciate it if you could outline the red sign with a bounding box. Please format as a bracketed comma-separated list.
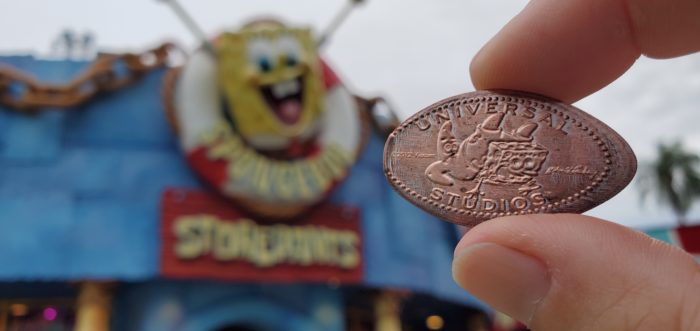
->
[160, 188, 363, 284]
[677, 225, 700, 255]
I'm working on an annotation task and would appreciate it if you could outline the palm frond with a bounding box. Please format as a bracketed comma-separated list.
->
[635, 140, 700, 225]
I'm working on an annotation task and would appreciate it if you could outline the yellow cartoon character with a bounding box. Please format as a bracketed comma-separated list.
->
[217, 21, 325, 152]
[168, 20, 366, 218]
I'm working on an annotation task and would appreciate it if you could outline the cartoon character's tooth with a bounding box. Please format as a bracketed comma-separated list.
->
[288, 79, 300, 94]
[272, 83, 288, 98]
[272, 79, 301, 98]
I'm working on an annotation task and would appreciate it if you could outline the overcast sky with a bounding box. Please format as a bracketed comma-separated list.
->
[1, 0, 699, 229]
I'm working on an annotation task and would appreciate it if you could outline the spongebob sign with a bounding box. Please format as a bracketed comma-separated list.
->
[217, 22, 325, 148]
[165, 21, 366, 218]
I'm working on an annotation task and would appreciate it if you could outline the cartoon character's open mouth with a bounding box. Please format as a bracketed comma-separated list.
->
[260, 77, 304, 125]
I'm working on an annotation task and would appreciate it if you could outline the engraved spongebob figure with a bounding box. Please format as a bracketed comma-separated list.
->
[425, 111, 548, 197]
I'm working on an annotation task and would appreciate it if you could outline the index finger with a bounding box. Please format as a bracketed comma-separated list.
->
[471, 0, 700, 103]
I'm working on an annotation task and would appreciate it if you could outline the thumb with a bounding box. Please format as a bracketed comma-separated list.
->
[452, 214, 700, 331]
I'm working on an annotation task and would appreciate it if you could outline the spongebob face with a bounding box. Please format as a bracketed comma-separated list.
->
[217, 22, 324, 150]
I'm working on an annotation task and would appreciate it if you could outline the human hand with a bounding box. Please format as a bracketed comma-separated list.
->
[453, 0, 700, 330]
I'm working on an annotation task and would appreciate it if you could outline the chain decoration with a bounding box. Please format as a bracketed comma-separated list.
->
[0, 43, 178, 111]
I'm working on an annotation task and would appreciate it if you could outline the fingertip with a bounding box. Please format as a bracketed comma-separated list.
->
[453, 213, 700, 330]
[452, 242, 550, 324]
[469, 0, 640, 102]
[454, 214, 550, 256]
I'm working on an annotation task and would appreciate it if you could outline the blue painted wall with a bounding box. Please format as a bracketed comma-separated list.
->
[0, 56, 486, 311]
[112, 282, 344, 331]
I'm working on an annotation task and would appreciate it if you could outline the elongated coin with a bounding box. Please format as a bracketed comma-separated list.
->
[384, 90, 636, 227]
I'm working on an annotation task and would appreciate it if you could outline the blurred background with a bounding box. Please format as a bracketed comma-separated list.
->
[2, 0, 700, 228]
[0, 1, 699, 331]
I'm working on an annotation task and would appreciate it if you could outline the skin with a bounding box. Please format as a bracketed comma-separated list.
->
[453, 0, 700, 330]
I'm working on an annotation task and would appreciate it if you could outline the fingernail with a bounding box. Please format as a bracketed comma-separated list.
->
[453, 243, 550, 323]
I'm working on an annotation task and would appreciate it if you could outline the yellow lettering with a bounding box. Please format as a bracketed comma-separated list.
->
[198, 215, 216, 254]
[302, 162, 329, 196]
[251, 157, 271, 196]
[324, 146, 350, 178]
[229, 150, 255, 180]
[208, 139, 243, 160]
[199, 121, 352, 204]
[271, 164, 296, 200]
[199, 123, 228, 145]
[173, 215, 362, 269]
[337, 231, 360, 269]
[237, 220, 253, 261]
[213, 221, 239, 260]
[290, 163, 312, 200]
[173, 216, 204, 259]
[252, 225, 274, 267]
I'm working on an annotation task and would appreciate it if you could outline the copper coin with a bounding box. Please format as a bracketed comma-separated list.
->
[383, 90, 636, 227]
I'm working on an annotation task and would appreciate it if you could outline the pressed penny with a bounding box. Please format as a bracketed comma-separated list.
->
[383, 90, 636, 227]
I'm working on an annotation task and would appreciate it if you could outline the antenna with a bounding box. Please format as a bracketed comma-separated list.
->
[318, 0, 365, 47]
[158, 0, 216, 55]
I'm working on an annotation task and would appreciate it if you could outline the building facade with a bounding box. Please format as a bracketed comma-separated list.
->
[0, 32, 488, 330]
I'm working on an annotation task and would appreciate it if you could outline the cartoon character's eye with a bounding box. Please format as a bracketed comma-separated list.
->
[277, 34, 302, 67]
[285, 55, 298, 67]
[510, 157, 524, 170]
[524, 157, 537, 169]
[247, 37, 276, 73]
[258, 57, 273, 72]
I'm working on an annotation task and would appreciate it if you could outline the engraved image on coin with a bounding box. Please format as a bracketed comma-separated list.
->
[384, 91, 636, 226]
[425, 111, 548, 201]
